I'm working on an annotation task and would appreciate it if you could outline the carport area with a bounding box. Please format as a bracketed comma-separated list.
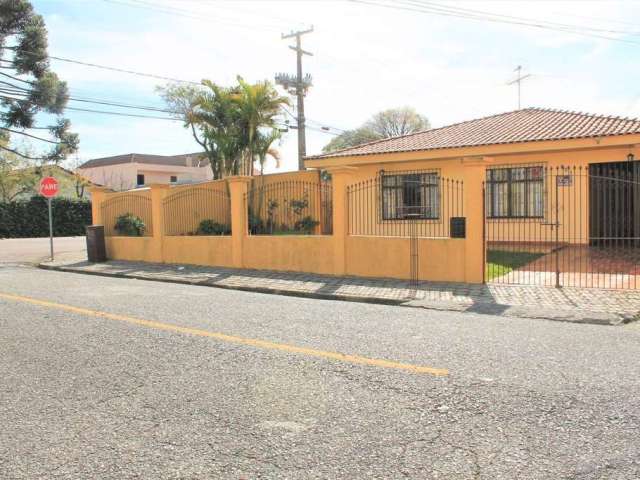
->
[488, 243, 640, 289]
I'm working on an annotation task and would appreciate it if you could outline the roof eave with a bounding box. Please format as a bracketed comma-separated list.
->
[304, 133, 640, 168]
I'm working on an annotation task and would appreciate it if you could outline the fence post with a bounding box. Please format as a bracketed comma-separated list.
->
[327, 166, 356, 276]
[149, 184, 170, 263]
[227, 176, 252, 269]
[462, 160, 489, 283]
[88, 186, 111, 226]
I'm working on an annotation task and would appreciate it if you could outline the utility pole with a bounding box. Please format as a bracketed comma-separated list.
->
[276, 27, 313, 170]
[507, 65, 532, 109]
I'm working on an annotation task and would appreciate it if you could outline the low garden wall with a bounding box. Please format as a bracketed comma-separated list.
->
[90, 169, 483, 284]
[163, 236, 234, 268]
[345, 236, 466, 282]
[243, 235, 335, 275]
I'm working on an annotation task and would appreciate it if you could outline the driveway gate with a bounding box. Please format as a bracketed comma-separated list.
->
[484, 163, 640, 289]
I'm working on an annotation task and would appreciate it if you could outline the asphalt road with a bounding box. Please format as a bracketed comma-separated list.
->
[0, 236, 86, 264]
[1, 265, 639, 479]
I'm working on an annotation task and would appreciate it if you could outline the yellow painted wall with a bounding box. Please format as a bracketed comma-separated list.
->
[345, 236, 466, 282]
[105, 236, 159, 263]
[163, 236, 234, 268]
[242, 235, 335, 275]
[336, 144, 639, 246]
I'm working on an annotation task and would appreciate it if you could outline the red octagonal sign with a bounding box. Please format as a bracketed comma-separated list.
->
[39, 176, 59, 198]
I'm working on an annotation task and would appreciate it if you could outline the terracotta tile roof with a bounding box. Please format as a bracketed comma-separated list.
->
[307, 108, 640, 160]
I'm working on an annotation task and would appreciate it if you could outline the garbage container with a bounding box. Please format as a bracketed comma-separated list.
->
[86, 225, 107, 262]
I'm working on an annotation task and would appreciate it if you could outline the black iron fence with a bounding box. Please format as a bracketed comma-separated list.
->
[101, 193, 153, 236]
[163, 186, 231, 236]
[484, 164, 640, 289]
[347, 172, 464, 237]
[246, 180, 332, 235]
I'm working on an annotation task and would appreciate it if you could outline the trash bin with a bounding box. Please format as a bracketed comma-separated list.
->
[86, 225, 107, 262]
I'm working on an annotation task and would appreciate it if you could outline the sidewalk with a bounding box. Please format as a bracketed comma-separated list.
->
[39, 255, 640, 326]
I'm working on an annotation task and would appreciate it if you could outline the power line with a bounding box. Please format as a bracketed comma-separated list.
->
[0, 94, 181, 121]
[0, 86, 178, 115]
[408, 0, 640, 36]
[103, 0, 284, 32]
[0, 126, 66, 144]
[351, 0, 640, 45]
[0, 45, 200, 85]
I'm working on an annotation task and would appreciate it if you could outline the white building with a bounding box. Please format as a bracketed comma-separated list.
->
[77, 152, 212, 191]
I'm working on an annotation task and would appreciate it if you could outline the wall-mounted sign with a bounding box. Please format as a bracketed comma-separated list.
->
[556, 175, 573, 187]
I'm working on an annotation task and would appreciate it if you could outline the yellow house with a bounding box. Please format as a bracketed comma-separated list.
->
[306, 108, 640, 288]
[90, 108, 640, 290]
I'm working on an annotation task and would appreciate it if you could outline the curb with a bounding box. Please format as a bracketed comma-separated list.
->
[37, 263, 406, 307]
[38, 263, 633, 326]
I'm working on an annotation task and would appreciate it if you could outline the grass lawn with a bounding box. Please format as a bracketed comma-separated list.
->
[486, 250, 545, 281]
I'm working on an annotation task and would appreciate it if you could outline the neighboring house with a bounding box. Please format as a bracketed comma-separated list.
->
[306, 107, 640, 246]
[77, 152, 212, 191]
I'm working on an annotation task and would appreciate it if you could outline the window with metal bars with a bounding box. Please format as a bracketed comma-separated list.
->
[381, 171, 440, 220]
[486, 165, 544, 218]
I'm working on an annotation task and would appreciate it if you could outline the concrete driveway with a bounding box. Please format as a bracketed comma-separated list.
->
[0, 236, 86, 264]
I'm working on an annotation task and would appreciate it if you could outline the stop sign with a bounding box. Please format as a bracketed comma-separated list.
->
[39, 176, 59, 198]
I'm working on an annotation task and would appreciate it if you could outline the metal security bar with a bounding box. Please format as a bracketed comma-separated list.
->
[101, 193, 153, 236]
[163, 186, 231, 236]
[347, 172, 464, 237]
[485, 164, 640, 289]
[246, 180, 332, 235]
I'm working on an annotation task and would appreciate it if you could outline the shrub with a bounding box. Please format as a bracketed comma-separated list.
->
[114, 213, 146, 236]
[294, 215, 320, 234]
[248, 212, 265, 234]
[0, 197, 92, 239]
[196, 219, 230, 235]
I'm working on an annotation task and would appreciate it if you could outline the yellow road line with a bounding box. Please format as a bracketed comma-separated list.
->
[0, 292, 448, 376]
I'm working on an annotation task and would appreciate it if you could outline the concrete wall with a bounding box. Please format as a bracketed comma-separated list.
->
[243, 235, 335, 275]
[90, 171, 474, 283]
[346, 236, 466, 282]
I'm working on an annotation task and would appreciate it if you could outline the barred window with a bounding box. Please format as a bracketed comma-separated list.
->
[381, 172, 440, 220]
[487, 166, 544, 218]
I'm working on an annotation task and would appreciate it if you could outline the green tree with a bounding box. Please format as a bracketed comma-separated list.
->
[321, 127, 381, 153]
[322, 107, 430, 153]
[158, 77, 288, 179]
[0, 147, 38, 201]
[0, 0, 78, 163]
[235, 77, 289, 174]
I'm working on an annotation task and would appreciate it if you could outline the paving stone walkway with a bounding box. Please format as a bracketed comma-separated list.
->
[39, 256, 640, 326]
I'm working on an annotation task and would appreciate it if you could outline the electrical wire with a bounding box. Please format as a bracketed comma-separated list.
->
[0, 45, 200, 85]
[351, 0, 640, 45]
[406, 0, 640, 36]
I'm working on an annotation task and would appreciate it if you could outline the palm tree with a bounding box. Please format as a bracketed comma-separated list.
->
[234, 76, 289, 175]
[158, 77, 289, 179]
[187, 81, 246, 178]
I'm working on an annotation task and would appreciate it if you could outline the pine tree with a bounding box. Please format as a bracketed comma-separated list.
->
[0, 0, 78, 163]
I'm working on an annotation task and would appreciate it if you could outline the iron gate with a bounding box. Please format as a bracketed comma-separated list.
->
[347, 171, 464, 291]
[484, 163, 640, 289]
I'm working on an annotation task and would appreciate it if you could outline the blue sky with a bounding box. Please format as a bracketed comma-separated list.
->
[23, 0, 640, 172]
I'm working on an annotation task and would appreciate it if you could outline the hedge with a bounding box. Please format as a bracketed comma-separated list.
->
[0, 197, 92, 239]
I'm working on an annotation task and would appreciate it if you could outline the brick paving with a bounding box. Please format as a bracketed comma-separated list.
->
[39, 256, 640, 325]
